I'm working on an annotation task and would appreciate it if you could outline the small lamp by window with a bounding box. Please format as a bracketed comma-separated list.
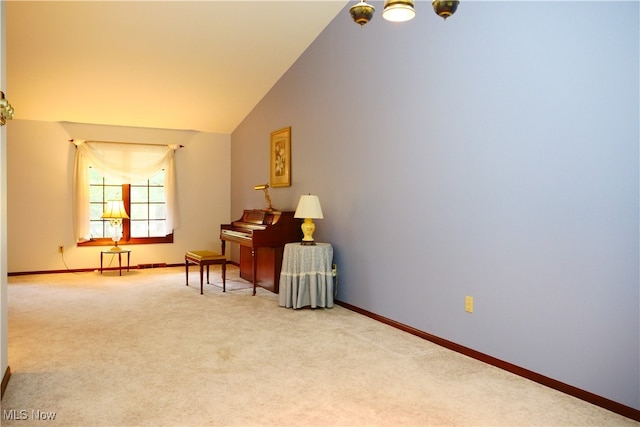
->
[294, 195, 323, 246]
[102, 200, 129, 251]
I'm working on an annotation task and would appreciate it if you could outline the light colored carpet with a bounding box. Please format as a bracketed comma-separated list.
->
[2, 266, 638, 426]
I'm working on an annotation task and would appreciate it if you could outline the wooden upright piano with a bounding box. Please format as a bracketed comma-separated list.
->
[220, 209, 301, 295]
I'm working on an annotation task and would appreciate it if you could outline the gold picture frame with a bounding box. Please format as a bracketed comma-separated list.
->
[270, 127, 291, 187]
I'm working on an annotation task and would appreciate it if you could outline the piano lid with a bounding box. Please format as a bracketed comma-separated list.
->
[230, 209, 286, 226]
[221, 210, 301, 248]
[242, 210, 267, 225]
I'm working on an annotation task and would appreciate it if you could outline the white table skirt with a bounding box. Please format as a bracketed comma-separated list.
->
[278, 243, 334, 309]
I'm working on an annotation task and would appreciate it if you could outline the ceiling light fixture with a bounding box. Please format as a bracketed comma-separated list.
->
[433, 0, 459, 20]
[382, 0, 416, 23]
[349, 0, 459, 26]
[349, 0, 375, 26]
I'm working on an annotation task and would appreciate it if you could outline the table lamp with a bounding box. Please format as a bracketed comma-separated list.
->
[294, 194, 323, 245]
[102, 200, 129, 251]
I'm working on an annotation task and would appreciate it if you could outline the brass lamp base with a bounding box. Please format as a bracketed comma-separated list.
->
[300, 218, 317, 246]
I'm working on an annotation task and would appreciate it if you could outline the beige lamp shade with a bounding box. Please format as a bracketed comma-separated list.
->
[102, 200, 129, 220]
[294, 195, 323, 219]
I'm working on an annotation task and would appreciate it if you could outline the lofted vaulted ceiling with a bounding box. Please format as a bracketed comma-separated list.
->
[6, 1, 349, 134]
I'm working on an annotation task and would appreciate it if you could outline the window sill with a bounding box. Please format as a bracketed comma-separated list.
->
[77, 234, 174, 247]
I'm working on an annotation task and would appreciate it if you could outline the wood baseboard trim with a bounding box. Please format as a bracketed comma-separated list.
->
[1, 366, 10, 399]
[8, 262, 239, 276]
[336, 300, 640, 422]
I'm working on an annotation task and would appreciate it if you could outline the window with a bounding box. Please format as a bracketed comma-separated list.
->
[88, 167, 123, 240]
[73, 140, 178, 245]
[129, 171, 167, 238]
[79, 168, 173, 246]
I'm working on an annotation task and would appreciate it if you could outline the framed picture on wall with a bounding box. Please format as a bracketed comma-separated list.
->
[270, 127, 291, 187]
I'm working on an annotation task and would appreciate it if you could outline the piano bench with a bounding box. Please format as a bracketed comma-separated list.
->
[185, 251, 226, 295]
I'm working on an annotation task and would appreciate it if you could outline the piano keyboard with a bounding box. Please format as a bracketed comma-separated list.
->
[220, 229, 252, 240]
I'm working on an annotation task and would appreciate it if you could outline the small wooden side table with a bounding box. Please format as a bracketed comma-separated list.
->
[100, 249, 131, 276]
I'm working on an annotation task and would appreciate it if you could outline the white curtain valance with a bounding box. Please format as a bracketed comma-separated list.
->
[73, 139, 180, 182]
[72, 140, 179, 242]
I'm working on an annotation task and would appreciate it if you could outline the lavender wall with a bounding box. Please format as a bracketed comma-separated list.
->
[231, 1, 640, 409]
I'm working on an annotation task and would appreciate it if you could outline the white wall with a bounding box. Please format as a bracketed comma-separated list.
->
[7, 120, 230, 273]
[1, 0, 9, 393]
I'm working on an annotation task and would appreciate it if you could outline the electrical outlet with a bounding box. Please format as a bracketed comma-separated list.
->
[58, 245, 64, 254]
[332, 263, 337, 277]
[465, 296, 473, 313]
